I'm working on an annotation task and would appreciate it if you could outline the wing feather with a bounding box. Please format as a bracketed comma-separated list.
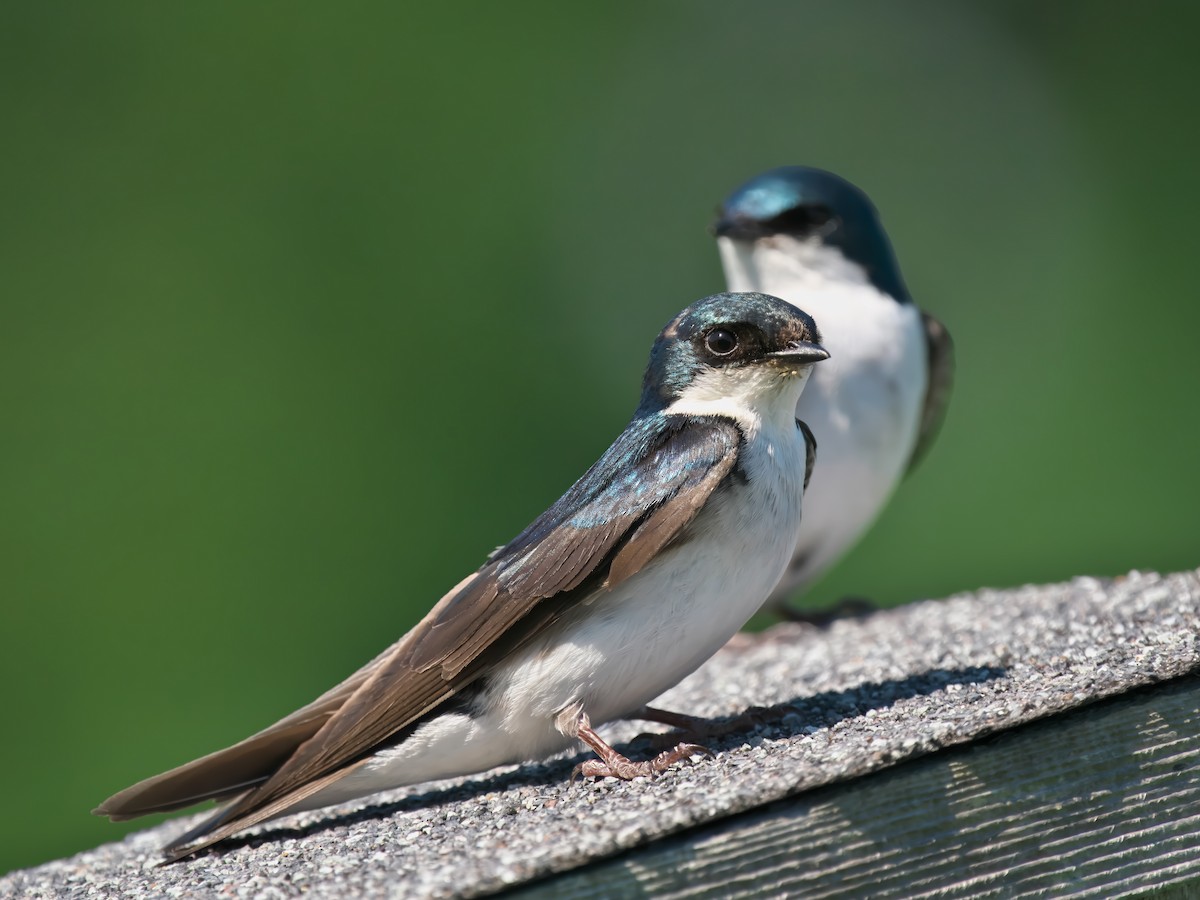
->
[907, 311, 954, 471]
[797, 419, 817, 491]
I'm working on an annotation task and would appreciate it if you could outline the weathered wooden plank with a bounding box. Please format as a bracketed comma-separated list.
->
[515, 675, 1200, 899]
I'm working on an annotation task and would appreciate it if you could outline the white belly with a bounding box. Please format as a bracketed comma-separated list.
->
[720, 237, 928, 595]
[783, 298, 925, 590]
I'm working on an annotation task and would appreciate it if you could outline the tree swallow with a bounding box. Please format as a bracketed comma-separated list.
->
[95, 291, 829, 861]
[714, 166, 953, 614]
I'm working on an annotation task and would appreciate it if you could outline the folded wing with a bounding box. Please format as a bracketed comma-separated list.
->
[95, 414, 742, 859]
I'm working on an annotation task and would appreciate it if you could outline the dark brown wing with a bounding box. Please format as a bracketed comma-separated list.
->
[96, 415, 741, 859]
[907, 311, 954, 471]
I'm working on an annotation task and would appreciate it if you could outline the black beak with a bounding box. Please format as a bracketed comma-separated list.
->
[767, 341, 830, 364]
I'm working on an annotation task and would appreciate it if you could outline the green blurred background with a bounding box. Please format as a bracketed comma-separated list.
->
[3, 1, 1198, 875]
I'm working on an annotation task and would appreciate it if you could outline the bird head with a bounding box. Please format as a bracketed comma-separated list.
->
[639, 292, 828, 417]
[713, 166, 910, 304]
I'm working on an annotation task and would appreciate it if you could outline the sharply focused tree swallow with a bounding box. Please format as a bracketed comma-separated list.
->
[96, 292, 829, 861]
[714, 166, 953, 614]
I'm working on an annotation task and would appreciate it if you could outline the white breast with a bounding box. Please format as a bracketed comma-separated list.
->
[719, 236, 928, 595]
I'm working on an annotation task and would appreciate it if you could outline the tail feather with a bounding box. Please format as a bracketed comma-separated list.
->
[94, 643, 396, 821]
[94, 717, 319, 820]
[160, 765, 363, 862]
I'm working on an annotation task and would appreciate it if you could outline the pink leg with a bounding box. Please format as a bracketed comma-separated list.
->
[569, 711, 711, 781]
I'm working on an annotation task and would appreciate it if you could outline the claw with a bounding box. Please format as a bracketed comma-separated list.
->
[779, 595, 876, 626]
[568, 709, 712, 784]
[625, 703, 789, 750]
[573, 742, 711, 781]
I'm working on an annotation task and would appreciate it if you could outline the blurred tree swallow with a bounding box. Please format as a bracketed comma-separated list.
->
[95, 291, 829, 861]
[714, 166, 953, 614]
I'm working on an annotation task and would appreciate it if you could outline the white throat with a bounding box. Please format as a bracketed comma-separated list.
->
[663, 362, 813, 439]
[718, 234, 871, 295]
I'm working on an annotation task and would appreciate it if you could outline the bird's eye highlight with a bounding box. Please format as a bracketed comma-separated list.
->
[705, 329, 738, 356]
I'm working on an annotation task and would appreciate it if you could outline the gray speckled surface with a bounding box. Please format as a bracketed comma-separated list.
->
[5, 569, 1198, 899]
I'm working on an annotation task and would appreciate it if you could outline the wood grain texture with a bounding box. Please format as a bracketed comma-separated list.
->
[517, 676, 1200, 899]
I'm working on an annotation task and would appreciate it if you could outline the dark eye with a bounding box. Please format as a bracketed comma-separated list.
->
[705, 328, 738, 356]
[765, 204, 835, 236]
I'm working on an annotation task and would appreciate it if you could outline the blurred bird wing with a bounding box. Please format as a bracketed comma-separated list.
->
[907, 311, 954, 471]
[797, 418, 817, 490]
[98, 415, 741, 859]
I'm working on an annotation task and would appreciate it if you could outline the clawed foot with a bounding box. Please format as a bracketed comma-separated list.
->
[779, 595, 876, 626]
[571, 742, 712, 782]
[567, 709, 713, 783]
[629, 704, 780, 751]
